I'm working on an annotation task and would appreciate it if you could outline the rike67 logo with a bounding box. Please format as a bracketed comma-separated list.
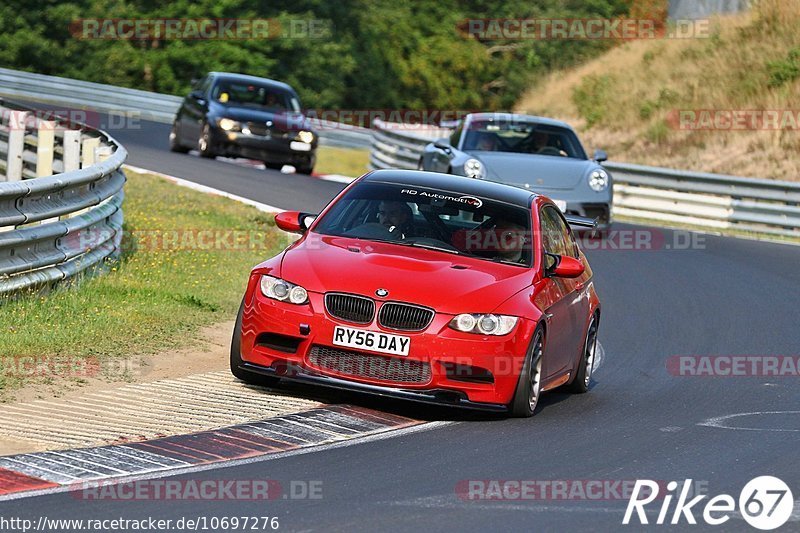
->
[624, 476, 794, 530]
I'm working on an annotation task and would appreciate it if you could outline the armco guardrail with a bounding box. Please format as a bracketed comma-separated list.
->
[370, 119, 800, 239]
[0, 99, 126, 296]
[0, 67, 372, 150]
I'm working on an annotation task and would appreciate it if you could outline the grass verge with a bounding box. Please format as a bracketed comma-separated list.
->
[0, 169, 286, 395]
[315, 145, 369, 177]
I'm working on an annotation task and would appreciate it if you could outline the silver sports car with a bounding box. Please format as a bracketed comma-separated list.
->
[419, 113, 612, 233]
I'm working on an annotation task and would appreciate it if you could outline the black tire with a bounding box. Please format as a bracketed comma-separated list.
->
[230, 300, 281, 387]
[509, 327, 545, 418]
[567, 314, 599, 393]
[296, 154, 316, 175]
[198, 123, 216, 158]
[169, 122, 189, 153]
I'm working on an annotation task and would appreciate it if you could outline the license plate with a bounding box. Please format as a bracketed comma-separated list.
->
[332, 326, 411, 356]
[290, 141, 312, 152]
[553, 199, 567, 212]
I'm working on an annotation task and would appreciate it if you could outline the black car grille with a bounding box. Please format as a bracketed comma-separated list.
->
[308, 345, 431, 384]
[246, 122, 270, 136]
[378, 302, 435, 331]
[325, 293, 375, 324]
[245, 122, 290, 138]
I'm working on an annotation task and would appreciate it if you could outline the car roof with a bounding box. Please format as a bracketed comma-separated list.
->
[361, 170, 537, 208]
[208, 72, 296, 93]
[465, 112, 574, 131]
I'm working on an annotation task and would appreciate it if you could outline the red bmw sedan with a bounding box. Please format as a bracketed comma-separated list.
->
[231, 170, 601, 417]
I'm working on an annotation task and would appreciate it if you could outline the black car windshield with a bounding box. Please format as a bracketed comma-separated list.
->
[211, 80, 301, 112]
[313, 182, 533, 267]
[462, 120, 587, 159]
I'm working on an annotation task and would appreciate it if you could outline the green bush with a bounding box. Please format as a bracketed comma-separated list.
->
[572, 74, 615, 128]
[767, 48, 800, 88]
[645, 119, 669, 144]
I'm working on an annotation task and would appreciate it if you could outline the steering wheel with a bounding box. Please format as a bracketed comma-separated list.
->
[537, 146, 564, 156]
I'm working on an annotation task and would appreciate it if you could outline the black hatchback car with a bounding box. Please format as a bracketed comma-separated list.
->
[169, 72, 318, 174]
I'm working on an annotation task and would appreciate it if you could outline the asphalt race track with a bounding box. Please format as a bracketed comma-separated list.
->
[1, 116, 799, 531]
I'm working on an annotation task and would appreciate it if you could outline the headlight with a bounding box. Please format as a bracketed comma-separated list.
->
[218, 118, 241, 131]
[464, 158, 486, 180]
[588, 169, 609, 192]
[297, 130, 314, 143]
[260, 275, 309, 304]
[449, 313, 518, 336]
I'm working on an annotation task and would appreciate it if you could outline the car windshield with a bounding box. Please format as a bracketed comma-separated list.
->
[462, 120, 586, 159]
[313, 182, 533, 267]
[211, 80, 301, 112]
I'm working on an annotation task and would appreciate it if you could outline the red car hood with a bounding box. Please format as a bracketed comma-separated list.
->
[278, 235, 530, 314]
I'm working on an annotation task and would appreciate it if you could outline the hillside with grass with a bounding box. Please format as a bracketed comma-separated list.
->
[516, 0, 800, 181]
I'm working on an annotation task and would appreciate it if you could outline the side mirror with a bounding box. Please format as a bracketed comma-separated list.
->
[275, 211, 316, 234]
[593, 149, 608, 163]
[546, 254, 585, 279]
[433, 141, 452, 154]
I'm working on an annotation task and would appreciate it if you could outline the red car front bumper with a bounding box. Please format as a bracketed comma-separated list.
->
[239, 284, 536, 411]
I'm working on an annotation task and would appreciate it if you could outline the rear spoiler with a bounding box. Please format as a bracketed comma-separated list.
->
[564, 214, 598, 229]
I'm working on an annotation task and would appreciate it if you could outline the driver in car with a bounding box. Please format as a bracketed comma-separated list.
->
[531, 131, 551, 153]
[475, 133, 498, 151]
[378, 201, 415, 238]
[492, 220, 528, 264]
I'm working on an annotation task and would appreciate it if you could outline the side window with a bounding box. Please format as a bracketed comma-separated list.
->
[541, 207, 567, 257]
[198, 76, 212, 96]
[540, 207, 566, 272]
[191, 76, 205, 90]
[449, 127, 462, 148]
[543, 206, 580, 259]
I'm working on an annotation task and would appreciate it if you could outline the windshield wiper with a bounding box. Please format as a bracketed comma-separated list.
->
[403, 242, 464, 256]
[364, 238, 464, 256]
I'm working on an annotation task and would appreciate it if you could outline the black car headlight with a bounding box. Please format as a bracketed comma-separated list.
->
[260, 275, 308, 304]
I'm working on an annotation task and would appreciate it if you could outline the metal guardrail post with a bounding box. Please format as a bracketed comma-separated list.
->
[35, 120, 55, 177]
[62, 130, 81, 172]
[4, 111, 27, 182]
